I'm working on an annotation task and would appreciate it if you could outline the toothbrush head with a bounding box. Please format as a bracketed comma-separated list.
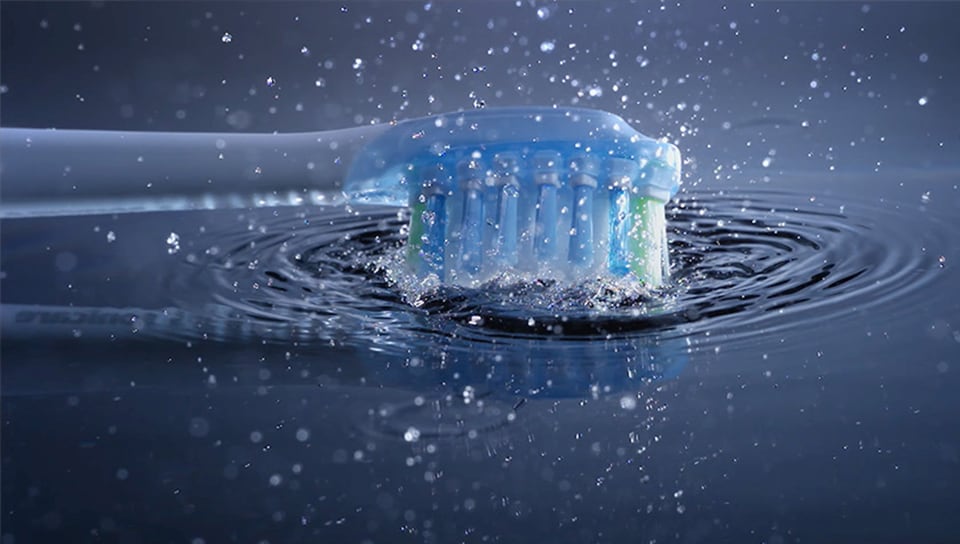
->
[343, 107, 681, 287]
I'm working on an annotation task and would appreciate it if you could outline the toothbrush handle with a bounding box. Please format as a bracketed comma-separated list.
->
[0, 124, 388, 218]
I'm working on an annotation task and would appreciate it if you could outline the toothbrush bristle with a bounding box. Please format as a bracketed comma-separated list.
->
[343, 107, 681, 287]
[409, 150, 674, 287]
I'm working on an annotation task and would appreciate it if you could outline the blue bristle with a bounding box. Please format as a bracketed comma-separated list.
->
[606, 158, 639, 276]
[569, 184, 595, 267]
[568, 154, 600, 268]
[493, 153, 520, 267]
[423, 192, 447, 278]
[459, 188, 483, 275]
[535, 184, 559, 260]
[495, 182, 519, 267]
[420, 163, 450, 278]
[533, 151, 562, 261]
[608, 187, 631, 276]
[457, 159, 485, 276]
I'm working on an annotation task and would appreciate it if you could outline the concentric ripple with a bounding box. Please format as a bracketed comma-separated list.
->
[163, 188, 946, 360]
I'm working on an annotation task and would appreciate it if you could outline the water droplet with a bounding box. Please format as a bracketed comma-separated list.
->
[166, 232, 181, 254]
[539, 40, 555, 53]
[918, 96, 928, 106]
[188, 417, 210, 437]
[919, 52, 929, 63]
[221, 32, 233, 43]
[266, 76, 276, 87]
[106, 231, 116, 243]
[403, 427, 421, 442]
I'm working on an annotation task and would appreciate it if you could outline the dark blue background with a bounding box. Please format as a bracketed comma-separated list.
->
[3, 2, 960, 543]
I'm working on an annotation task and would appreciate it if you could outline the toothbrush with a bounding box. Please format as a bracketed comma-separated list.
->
[0, 107, 681, 286]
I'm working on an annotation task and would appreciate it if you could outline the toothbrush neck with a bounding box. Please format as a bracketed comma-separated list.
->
[0, 123, 389, 218]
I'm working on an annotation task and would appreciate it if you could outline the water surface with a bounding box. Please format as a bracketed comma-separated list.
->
[3, 168, 959, 543]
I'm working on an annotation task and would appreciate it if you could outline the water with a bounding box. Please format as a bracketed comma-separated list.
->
[3, 2, 960, 543]
[4, 169, 958, 542]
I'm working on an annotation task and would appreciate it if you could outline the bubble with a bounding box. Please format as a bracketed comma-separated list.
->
[919, 53, 929, 63]
[539, 41, 555, 53]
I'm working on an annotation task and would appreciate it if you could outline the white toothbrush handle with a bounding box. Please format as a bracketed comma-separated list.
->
[0, 124, 388, 218]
